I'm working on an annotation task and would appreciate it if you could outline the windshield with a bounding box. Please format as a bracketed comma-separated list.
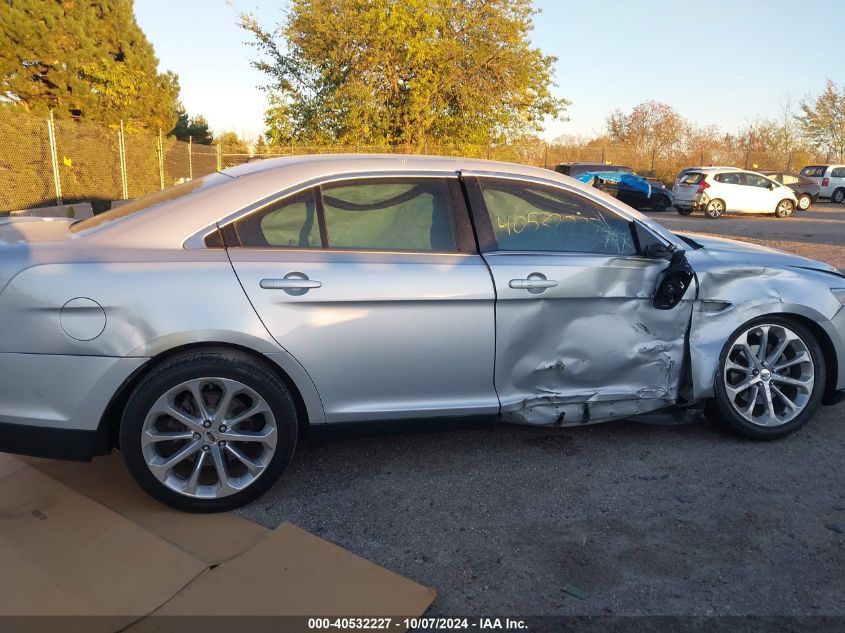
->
[70, 173, 231, 233]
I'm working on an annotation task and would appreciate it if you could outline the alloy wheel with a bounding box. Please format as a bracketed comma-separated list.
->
[723, 323, 814, 427]
[775, 200, 794, 217]
[798, 194, 811, 210]
[706, 200, 724, 217]
[140, 377, 278, 499]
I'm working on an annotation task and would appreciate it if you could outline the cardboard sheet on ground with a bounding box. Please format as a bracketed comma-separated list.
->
[1, 453, 436, 630]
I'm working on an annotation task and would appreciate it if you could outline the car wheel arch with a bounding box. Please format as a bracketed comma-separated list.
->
[95, 341, 319, 455]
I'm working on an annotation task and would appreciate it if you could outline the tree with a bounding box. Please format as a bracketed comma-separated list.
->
[240, 0, 567, 146]
[607, 101, 687, 157]
[170, 106, 214, 144]
[216, 132, 250, 155]
[0, 0, 180, 129]
[798, 79, 845, 160]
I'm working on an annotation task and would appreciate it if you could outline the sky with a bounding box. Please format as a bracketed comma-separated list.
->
[134, 0, 845, 141]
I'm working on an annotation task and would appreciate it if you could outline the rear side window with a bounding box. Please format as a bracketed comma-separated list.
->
[715, 172, 743, 185]
[321, 178, 457, 252]
[477, 179, 636, 255]
[679, 173, 705, 185]
[800, 166, 827, 177]
[831, 167, 845, 178]
[231, 188, 322, 249]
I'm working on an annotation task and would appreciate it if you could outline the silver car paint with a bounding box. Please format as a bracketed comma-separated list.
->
[0, 155, 843, 442]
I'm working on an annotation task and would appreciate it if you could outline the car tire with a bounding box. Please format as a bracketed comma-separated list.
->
[652, 195, 670, 212]
[120, 348, 298, 512]
[676, 206, 693, 216]
[797, 193, 812, 210]
[832, 188, 845, 204]
[707, 316, 825, 440]
[704, 199, 725, 218]
[774, 199, 795, 218]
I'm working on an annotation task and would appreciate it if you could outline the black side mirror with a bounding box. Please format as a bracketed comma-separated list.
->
[653, 249, 694, 310]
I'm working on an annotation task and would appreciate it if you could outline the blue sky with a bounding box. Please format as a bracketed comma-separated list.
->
[134, 0, 845, 141]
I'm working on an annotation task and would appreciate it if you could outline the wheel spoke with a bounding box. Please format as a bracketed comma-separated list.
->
[736, 342, 760, 369]
[212, 380, 240, 425]
[210, 444, 235, 493]
[756, 326, 769, 363]
[225, 401, 271, 427]
[773, 351, 809, 371]
[726, 376, 758, 399]
[222, 426, 276, 446]
[183, 450, 207, 495]
[225, 443, 264, 476]
[770, 384, 798, 414]
[741, 384, 760, 415]
[762, 384, 778, 425]
[188, 381, 211, 420]
[142, 429, 194, 447]
[770, 374, 812, 391]
[148, 440, 202, 476]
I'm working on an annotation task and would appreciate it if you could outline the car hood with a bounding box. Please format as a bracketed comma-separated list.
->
[679, 232, 841, 274]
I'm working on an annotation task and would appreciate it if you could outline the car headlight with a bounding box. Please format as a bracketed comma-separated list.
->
[832, 289, 845, 306]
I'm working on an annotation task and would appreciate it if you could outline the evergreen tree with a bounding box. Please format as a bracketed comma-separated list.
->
[0, 0, 180, 129]
[170, 106, 214, 144]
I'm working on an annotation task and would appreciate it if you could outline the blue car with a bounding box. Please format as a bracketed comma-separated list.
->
[554, 163, 674, 212]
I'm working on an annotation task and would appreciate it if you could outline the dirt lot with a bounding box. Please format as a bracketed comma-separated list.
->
[239, 202, 845, 624]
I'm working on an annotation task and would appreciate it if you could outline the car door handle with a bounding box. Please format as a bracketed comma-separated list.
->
[260, 278, 322, 290]
[509, 273, 558, 293]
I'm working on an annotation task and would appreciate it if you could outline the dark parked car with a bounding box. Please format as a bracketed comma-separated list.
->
[762, 171, 820, 210]
[554, 163, 673, 212]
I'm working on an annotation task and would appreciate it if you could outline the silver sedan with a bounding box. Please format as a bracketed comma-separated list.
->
[1, 155, 844, 511]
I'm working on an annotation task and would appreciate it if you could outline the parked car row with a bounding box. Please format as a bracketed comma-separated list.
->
[554, 161, 844, 219]
[672, 164, 844, 218]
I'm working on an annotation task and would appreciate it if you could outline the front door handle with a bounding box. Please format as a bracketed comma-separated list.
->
[260, 272, 321, 296]
[509, 273, 558, 294]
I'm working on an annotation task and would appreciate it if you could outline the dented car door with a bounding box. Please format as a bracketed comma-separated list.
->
[463, 174, 693, 426]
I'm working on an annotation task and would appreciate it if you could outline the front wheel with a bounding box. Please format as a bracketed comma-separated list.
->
[120, 349, 298, 512]
[707, 318, 825, 440]
[774, 199, 795, 217]
[705, 199, 725, 218]
[797, 193, 812, 210]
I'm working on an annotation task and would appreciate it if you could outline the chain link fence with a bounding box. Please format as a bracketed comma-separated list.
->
[0, 106, 835, 215]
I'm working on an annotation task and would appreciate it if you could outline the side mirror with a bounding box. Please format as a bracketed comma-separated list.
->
[768, 182, 776, 190]
[633, 221, 673, 260]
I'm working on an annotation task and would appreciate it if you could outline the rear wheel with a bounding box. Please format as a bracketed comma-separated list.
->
[832, 188, 845, 204]
[120, 349, 298, 512]
[774, 199, 795, 218]
[708, 317, 825, 440]
[705, 199, 725, 218]
[651, 195, 670, 212]
[797, 193, 812, 210]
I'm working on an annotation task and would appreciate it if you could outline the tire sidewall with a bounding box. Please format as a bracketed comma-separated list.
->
[709, 316, 826, 440]
[120, 350, 298, 512]
[775, 199, 794, 217]
[705, 200, 724, 218]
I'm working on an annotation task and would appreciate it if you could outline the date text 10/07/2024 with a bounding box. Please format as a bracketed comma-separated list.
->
[307, 617, 529, 630]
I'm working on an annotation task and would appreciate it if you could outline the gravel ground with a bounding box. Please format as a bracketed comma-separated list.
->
[238, 201, 845, 622]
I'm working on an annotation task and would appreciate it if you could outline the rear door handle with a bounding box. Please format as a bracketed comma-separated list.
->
[260, 272, 322, 295]
[509, 273, 558, 294]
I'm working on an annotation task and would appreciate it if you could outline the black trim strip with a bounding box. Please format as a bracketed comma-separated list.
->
[0, 421, 96, 462]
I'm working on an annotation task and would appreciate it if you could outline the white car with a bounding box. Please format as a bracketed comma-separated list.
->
[799, 165, 845, 204]
[673, 168, 798, 218]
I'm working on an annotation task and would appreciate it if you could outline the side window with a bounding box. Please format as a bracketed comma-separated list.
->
[714, 172, 742, 185]
[781, 175, 798, 185]
[800, 166, 826, 178]
[744, 173, 771, 188]
[320, 178, 457, 252]
[231, 188, 321, 249]
[831, 167, 845, 178]
[477, 179, 636, 255]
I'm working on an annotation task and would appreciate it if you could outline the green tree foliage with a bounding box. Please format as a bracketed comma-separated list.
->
[240, 0, 567, 146]
[216, 131, 250, 154]
[0, 0, 179, 129]
[170, 106, 214, 144]
[798, 80, 845, 160]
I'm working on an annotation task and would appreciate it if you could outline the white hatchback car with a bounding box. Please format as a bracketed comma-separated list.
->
[799, 165, 845, 204]
[673, 168, 798, 218]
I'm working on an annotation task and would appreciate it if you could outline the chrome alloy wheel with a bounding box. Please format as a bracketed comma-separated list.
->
[140, 377, 277, 499]
[723, 324, 814, 427]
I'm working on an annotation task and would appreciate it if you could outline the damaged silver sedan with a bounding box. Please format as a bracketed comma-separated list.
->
[1, 155, 844, 511]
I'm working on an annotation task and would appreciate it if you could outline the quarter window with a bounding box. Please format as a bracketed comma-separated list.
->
[478, 179, 636, 255]
[320, 178, 457, 252]
[831, 167, 845, 178]
[231, 188, 322, 249]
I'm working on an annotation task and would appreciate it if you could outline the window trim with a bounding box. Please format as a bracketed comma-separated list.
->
[464, 174, 644, 257]
[185, 171, 476, 255]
